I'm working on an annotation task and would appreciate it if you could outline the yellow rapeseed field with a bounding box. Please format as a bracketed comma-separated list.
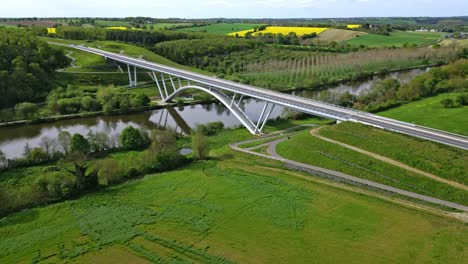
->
[47, 28, 56, 34]
[229, 26, 328, 37]
[106, 26, 128, 30]
[105, 26, 143, 31]
[347, 24, 362, 29]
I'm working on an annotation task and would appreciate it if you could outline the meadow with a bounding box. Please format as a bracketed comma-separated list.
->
[230, 26, 329, 37]
[378, 93, 468, 136]
[276, 130, 468, 206]
[345, 31, 444, 47]
[0, 127, 467, 263]
[177, 23, 264, 35]
[319, 122, 468, 184]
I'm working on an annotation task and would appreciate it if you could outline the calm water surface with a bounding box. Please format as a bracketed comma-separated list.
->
[0, 68, 428, 159]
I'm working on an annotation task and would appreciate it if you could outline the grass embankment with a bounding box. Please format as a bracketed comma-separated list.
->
[378, 93, 468, 136]
[276, 130, 468, 206]
[0, 125, 467, 263]
[345, 31, 444, 47]
[176, 23, 264, 35]
[319, 122, 468, 185]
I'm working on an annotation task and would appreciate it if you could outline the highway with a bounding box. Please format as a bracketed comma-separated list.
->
[69, 44, 468, 150]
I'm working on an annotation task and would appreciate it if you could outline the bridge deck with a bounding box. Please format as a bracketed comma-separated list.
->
[67, 44, 468, 150]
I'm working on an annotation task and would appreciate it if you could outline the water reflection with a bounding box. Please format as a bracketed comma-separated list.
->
[0, 99, 284, 159]
[0, 68, 428, 159]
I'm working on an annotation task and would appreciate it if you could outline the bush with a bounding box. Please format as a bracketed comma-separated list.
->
[195, 121, 225, 136]
[70, 134, 91, 154]
[120, 126, 149, 150]
[15, 102, 38, 119]
[96, 158, 124, 185]
[27, 148, 49, 163]
[440, 98, 456, 108]
[192, 131, 209, 160]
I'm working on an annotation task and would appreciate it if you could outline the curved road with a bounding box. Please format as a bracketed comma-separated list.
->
[231, 136, 468, 212]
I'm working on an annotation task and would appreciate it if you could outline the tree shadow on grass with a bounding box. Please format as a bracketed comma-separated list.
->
[0, 209, 39, 229]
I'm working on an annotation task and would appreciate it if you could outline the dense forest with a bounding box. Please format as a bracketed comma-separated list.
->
[0, 29, 69, 108]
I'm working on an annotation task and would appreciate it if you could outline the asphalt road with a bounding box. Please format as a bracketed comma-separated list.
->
[64, 44, 468, 150]
[230, 136, 468, 212]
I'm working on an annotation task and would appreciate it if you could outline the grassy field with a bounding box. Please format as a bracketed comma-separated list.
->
[1, 127, 467, 263]
[95, 20, 131, 27]
[148, 23, 192, 30]
[345, 31, 444, 47]
[314, 28, 367, 42]
[276, 130, 468, 206]
[319, 122, 468, 185]
[378, 93, 468, 136]
[176, 23, 263, 35]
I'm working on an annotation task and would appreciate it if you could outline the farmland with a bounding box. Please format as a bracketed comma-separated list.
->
[378, 93, 468, 136]
[177, 23, 264, 35]
[230, 26, 329, 37]
[276, 130, 468, 205]
[0, 127, 467, 263]
[345, 31, 444, 47]
[318, 122, 468, 184]
[314, 28, 367, 42]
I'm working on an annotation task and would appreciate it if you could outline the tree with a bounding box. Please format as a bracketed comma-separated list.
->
[39, 136, 57, 156]
[63, 152, 98, 191]
[15, 102, 38, 119]
[95, 158, 122, 185]
[0, 149, 8, 169]
[58, 130, 71, 154]
[456, 93, 468, 106]
[192, 131, 209, 160]
[440, 98, 456, 108]
[120, 126, 148, 150]
[27, 147, 49, 163]
[70, 134, 91, 154]
[149, 129, 176, 154]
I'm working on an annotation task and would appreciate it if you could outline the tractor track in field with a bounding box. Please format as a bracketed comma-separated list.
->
[309, 127, 468, 191]
[230, 127, 468, 216]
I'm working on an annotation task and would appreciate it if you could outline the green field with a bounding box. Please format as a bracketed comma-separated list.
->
[276, 130, 467, 205]
[176, 23, 264, 35]
[345, 31, 444, 47]
[95, 20, 131, 27]
[319, 122, 468, 184]
[0, 23, 17, 28]
[379, 93, 468, 136]
[148, 23, 192, 30]
[45, 37, 210, 75]
[1, 128, 467, 263]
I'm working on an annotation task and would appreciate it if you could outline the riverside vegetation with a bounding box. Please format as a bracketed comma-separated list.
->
[0, 118, 467, 263]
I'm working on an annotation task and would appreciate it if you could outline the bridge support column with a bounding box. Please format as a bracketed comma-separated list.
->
[169, 75, 177, 93]
[133, 66, 138, 87]
[230, 94, 237, 107]
[236, 95, 244, 106]
[152, 71, 164, 100]
[259, 104, 275, 133]
[161, 73, 169, 98]
[255, 103, 269, 134]
[127, 64, 133, 87]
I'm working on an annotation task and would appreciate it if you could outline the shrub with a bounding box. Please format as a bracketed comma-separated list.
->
[15, 102, 38, 119]
[27, 148, 49, 163]
[440, 98, 456, 108]
[192, 131, 209, 160]
[195, 121, 225, 136]
[120, 126, 148, 150]
[70, 134, 91, 154]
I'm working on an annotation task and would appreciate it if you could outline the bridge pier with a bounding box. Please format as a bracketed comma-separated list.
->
[127, 64, 138, 87]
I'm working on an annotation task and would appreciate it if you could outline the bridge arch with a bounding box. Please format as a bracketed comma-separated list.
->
[164, 85, 258, 134]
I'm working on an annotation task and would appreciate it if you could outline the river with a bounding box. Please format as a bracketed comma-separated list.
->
[0, 68, 428, 159]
